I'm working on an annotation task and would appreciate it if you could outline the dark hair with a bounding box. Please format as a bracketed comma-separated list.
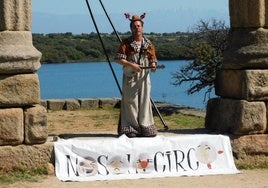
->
[130, 20, 144, 28]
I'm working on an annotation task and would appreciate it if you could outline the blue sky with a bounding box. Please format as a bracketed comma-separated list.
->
[32, 0, 228, 15]
[32, 0, 229, 33]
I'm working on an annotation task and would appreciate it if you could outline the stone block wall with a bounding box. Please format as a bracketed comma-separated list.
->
[0, 0, 47, 146]
[41, 98, 121, 111]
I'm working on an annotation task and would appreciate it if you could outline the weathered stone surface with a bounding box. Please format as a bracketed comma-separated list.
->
[205, 98, 267, 135]
[216, 69, 268, 100]
[265, 0, 268, 27]
[24, 105, 48, 145]
[0, 31, 41, 74]
[229, 0, 265, 28]
[47, 99, 65, 111]
[79, 98, 99, 109]
[0, 73, 40, 107]
[0, 108, 23, 146]
[0, 142, 54, 172]
[230, 134, 268, 159]
[0, 0, 31, 31]
[64, 99, 80, 110]
[40, 100, 48, 110]
[222, 28, 268, 69]
[99, 98, 120, 108]
[223, 44, 268, 69]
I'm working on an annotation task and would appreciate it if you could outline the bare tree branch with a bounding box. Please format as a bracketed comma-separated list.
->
[171, 19, 229, 102]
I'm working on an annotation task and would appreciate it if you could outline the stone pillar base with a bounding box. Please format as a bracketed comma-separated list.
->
[0, 73, 40, 107]
[231, 134, 268, 160]
[0, 105, 47, 146]
[205, 98, 267, 135]
[216, 69, 268, 100]
[0, 31, 41, 74]
[0, 142, 54, 172]
[0, 0, 47, 148]
[24, 105, 48, 145]
[0, 108, 24, 146]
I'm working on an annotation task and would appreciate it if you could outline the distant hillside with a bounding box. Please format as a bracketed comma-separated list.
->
[33, 32, 193, 63]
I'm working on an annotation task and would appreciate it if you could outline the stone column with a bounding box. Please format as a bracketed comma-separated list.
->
[0, 0, 47, 146]
[205, 0, 268, 135]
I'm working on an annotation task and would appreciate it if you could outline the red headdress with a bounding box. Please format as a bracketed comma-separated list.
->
[125, 13, 146, 22]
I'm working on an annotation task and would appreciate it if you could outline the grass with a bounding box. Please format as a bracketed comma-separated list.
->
[235, 156, 268, 170]
[155, 113, 204, 130]
[0, 168, 47, 186]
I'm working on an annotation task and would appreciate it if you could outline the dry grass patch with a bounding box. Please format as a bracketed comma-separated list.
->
[47, 107, 205, 135]
[47, 108, 120, 135]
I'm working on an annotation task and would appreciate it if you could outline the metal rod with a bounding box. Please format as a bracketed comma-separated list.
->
[99, 0, 168, 130]
[85, 0, 122, 95]
[99, 0, 122, 43]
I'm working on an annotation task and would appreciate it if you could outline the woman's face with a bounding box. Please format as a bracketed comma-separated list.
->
[131, 21, 143, 37]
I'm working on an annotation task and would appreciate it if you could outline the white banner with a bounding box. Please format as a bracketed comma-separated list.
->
[54, 134, 239, 181]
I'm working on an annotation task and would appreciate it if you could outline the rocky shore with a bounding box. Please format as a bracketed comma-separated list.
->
[40, 97, 206, 118]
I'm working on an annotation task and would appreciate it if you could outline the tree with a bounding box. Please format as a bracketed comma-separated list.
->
[171, 19, 229, 101]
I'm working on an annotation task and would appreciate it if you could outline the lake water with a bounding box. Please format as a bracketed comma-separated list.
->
[37, 60, 214, 109]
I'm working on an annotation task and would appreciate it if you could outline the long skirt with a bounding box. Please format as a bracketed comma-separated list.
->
[118, 69, 157, 137]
